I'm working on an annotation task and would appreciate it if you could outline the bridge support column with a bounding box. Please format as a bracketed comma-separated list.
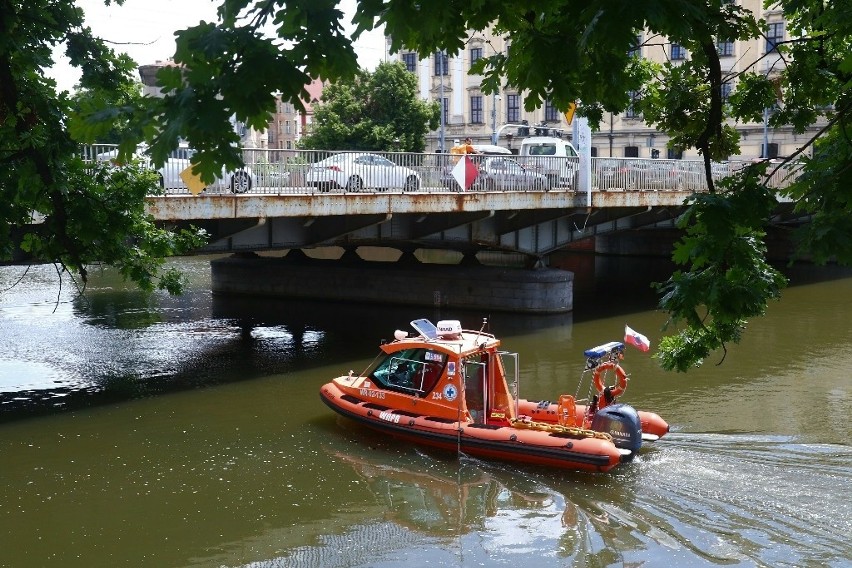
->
[211, 254, 573, 314]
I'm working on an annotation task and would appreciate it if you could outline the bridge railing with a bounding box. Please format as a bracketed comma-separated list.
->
[80, 145, 798, 196]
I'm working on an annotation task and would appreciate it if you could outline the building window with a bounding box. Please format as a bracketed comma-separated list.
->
[716, 40, 734, 57]
[470, 47, 482, 67]
[671, 43, 686, 60]
[402, 52, 417, 72]
[766, 23, 784, 53]
[470, 96, 484, 124]
[763, 142, 779, 159]
[625, 90, 641, 118]
[434, 51, 448, 76]
[667, 148, 684, 159]
[285, 120, 291, 134]
[544, 100, 559, 122]
[720, 82, 733, 102]
[628, 35, 642, 58]
[506, 94, 520, 123]
[624, 146, 639, 158]
[286, 141, 292, 150]
[591, 147, 598, 157]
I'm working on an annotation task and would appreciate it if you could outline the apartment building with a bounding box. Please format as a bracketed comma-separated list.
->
[389, 3, 816, 160]
[266, 79, 326, 150]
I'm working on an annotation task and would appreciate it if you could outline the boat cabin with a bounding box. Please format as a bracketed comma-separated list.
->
[349, 319, 520, 425]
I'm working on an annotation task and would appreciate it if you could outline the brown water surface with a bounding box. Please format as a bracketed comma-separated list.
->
[0, 258, 849, 567]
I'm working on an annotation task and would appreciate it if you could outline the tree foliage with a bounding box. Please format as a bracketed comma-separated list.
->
[299, 61, 439, 152]
[3, 0, 851, 370]
[0, 0, 207, 294]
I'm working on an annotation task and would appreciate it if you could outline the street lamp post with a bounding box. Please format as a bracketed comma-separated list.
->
[762, 106, 769, 158]
[491, 92, 497, 144]
[438, 50, 445, 153]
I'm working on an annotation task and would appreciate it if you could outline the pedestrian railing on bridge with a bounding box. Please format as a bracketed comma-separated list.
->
[80, 144, 801, 197]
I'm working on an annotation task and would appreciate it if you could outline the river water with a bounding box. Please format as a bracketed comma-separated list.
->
[1, 256, 850, 567]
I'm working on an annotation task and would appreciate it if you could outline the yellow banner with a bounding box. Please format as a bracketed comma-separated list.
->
[180, 164, 207, 196]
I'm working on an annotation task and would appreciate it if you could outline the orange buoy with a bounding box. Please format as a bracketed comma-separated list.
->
[592, 361, 628, 401]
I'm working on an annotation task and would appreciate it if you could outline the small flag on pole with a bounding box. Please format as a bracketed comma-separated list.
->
[624, 325, 651, 352]
[451, 154, 479, 191]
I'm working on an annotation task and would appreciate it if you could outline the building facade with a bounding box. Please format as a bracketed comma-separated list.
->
[266, 79, 326, 150]
[389, 2, 818, 160]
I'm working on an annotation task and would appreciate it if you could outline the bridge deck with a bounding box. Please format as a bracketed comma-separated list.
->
[81, 146, 801, 256]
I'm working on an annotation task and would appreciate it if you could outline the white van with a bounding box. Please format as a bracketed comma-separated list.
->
[518, 136, 579, 188]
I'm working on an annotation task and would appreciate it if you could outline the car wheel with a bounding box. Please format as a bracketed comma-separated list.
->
[230, 170, 252, 193]
[403, 175, 419, 192]
[346, 175, 364, 192]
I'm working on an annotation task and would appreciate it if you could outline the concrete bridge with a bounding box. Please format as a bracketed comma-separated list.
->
[87, 146, 799, 258]
[84, 146, 803, 312]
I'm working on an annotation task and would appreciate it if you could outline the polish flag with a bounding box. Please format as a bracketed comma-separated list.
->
[624, 325, 651, 352]
[452, 154, 479, 191]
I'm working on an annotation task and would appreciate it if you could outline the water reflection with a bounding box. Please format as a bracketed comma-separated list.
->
[1, 271, 576, 422]
[210, 422, 584, 568]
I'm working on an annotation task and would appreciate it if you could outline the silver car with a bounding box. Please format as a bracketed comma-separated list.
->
[477, 157, 549, 191]
[306, 152, 421, 192]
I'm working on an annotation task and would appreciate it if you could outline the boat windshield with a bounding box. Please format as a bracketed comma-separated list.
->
[370, 348, 447, 396]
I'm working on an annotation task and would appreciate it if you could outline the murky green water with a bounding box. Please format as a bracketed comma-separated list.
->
[1, 258, 850, 567]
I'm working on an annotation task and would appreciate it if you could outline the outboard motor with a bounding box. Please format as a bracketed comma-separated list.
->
[591, 403, 643, 459]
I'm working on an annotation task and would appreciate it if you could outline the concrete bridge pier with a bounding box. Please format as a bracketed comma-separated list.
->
[210, 252, 574, 314]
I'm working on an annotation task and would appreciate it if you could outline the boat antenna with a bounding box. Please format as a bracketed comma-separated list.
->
[475, 317, 488, 348]
[356, 352, 383, 381]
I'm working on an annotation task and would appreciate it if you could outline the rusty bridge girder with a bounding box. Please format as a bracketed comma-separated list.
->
[146, 189, 802, 258]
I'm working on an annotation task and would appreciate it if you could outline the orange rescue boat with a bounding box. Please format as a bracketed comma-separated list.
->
[319, 318, 669, 473]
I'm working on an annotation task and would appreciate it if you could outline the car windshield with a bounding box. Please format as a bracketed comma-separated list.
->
[174, 148, 195, 160]
[373, 156, 395, 167]
[504, 160, 524, 172]
[314, 154, 348, 166]
[529, 144, 556, 156]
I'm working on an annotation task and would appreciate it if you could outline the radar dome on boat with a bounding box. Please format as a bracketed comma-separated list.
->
[393, 329, 408, 341]
[436, 320, 462, 339]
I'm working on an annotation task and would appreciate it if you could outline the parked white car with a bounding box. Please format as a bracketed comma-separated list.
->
[96, 144, 255, 193]
[151, 145, 255, 193]
[306, 152, 421, 192]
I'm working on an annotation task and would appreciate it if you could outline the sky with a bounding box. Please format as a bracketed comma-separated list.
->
[48, 0, 388, 92]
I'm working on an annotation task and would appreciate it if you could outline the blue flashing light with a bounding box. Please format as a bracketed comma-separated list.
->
[583, 341, 624, 360]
